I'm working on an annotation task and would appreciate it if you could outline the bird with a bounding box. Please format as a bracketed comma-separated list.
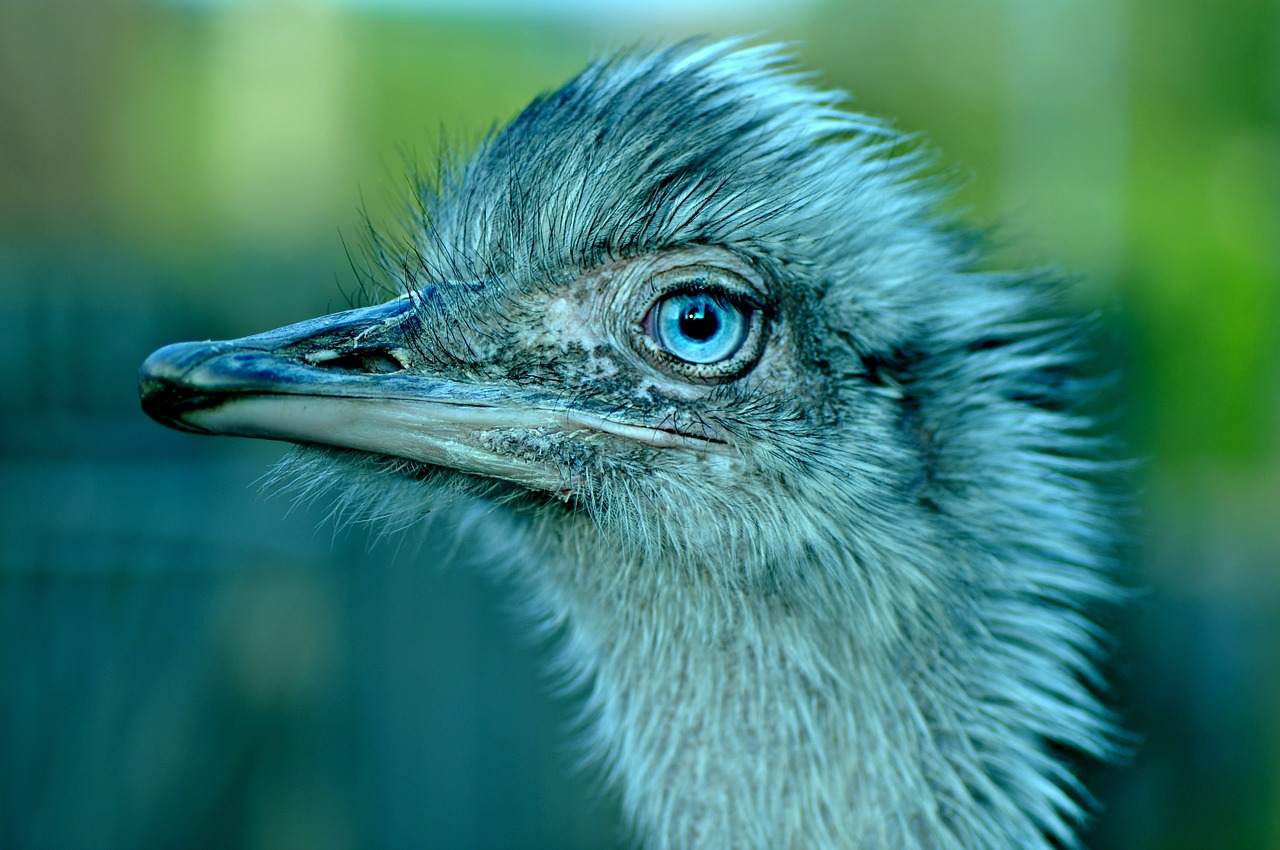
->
[139, 40, 1121, 850]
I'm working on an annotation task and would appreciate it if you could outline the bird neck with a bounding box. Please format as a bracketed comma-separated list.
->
[519, 537, 994, 850]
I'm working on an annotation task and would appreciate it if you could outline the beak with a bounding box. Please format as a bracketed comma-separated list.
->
[139, 296, 716, 492]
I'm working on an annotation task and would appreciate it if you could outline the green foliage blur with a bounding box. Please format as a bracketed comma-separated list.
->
[1, 0, 1276, 849]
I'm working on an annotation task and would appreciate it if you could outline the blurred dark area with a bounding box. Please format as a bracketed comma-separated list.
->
[1, 1, 1277, 848]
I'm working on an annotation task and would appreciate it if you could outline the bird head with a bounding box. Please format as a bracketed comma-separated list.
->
[140, 40, 1099, 607]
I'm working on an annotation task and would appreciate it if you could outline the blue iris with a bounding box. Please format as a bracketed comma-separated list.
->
[654, 291, 749, 364]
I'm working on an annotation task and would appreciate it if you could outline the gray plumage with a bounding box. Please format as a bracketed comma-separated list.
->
[140, 40, 1121, 850]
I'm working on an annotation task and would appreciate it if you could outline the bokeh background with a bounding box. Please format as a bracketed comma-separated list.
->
[2, 0, 1277, 848]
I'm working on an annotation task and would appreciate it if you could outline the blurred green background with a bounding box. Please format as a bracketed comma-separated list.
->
[1, 0, 1277, 848]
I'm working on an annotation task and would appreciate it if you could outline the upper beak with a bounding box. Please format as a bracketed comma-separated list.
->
[139, 296, 718, 493]
[139, 296, 581, 490]
[140, 297, 419, 432]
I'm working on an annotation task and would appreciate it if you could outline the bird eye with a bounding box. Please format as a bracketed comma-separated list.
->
[652, 291, 749, 365]
[637, 272, 768, 383]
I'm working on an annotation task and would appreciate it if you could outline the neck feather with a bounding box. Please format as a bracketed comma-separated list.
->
[509, 529, 1091, 850]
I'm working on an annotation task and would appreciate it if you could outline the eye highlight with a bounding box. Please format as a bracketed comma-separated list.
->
[652, 292, 749, 365]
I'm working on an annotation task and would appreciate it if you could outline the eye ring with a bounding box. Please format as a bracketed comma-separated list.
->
[636, 269, 769, 383]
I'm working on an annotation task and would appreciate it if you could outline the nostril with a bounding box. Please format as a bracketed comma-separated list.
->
[307, 347, 405, 374]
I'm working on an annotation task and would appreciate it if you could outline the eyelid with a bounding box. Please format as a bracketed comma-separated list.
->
[643, 265, 765, 309]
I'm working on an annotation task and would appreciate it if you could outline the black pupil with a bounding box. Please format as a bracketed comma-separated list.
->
[680, 299, 720, 341]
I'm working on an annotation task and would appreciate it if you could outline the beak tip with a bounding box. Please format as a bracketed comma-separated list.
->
[138, 340, 222, 433]
[139, 340, 217, 384]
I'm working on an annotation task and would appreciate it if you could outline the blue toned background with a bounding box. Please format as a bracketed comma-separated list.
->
[1, 1, 1277, 848]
